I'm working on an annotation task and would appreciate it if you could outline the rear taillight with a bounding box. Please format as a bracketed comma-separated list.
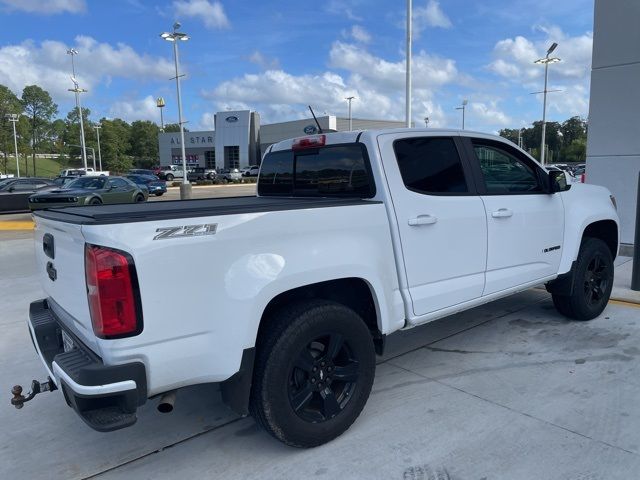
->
[85, 244, 142, 339]
[580, 173, 586, 183]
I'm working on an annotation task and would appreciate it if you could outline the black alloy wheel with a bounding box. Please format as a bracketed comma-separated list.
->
[288, 333, 359, 423]
[583, 253, 610, 307]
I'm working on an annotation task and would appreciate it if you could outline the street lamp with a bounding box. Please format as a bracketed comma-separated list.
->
[161, 22, 191, 199]
[424, 116, 430, 127]
[94, 125, 103, 171]
[406, 0, 412, 128]
[5, 113, 19, 177]
[456, 99, 468, 130]
[67, 48, 89, 171]
[345, 96, 356, 131]
[534, 42, 561, 165]
[156, 97, 166, 131]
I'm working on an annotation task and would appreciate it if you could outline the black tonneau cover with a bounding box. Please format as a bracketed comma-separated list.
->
[33, 196, 380, 225]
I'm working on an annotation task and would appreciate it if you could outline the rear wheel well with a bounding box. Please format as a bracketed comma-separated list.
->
[583, 220, 618, 259]
[258, 278, 383, 354]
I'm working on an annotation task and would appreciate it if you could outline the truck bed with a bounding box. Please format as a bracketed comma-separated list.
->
[33, 196, 379, 225]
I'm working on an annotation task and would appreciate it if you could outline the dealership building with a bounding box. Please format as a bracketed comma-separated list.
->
[587, 0, 640, 248]
[158, 110, 405, 170]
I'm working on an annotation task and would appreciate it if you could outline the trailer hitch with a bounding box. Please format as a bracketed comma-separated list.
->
[11, 378, 57, 409]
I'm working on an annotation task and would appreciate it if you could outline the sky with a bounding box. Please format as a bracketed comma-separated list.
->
[0, 0, 595, 132]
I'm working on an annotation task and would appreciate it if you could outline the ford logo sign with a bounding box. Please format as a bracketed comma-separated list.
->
[303, 125, 317, 135]
[226, 116, 239, 123]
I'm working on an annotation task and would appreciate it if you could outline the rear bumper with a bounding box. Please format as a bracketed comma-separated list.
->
[29, 299, 147, 431]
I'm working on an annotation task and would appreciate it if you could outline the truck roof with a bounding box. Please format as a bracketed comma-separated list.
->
[268, 128, 509, 153]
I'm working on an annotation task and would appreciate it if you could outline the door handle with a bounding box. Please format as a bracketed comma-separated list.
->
[408, 215, 438, 226]
[492, 208, 513, 218]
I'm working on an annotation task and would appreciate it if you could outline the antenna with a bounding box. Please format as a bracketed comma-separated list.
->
[308, 105, 323, 134]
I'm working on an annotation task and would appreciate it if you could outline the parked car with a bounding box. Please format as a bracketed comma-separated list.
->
[52, 176, 79, 189]
[217, 168, 242, 182]
[0, 177, 57, 213]
[0, 172, 15, 179]
[187, 167, 217, 181]
[28, 176, 147, 210]
[242, 166, 260, 177]
[18, 129, 619, 448]
[59, 168, 109, 177]
[157, 165, 188, 181]
[126, 174, 167, 196]
[129, 169, 157, 177]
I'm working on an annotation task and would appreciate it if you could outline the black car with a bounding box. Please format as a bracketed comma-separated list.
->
[125, 174, 167, 196]
[129, 169, 157, 177]
[0, 177, 57, 213]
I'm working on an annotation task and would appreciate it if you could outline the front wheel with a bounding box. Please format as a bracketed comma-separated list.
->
[552, 237, 614, 320]
[250, 300, 376, 448]
[165, 174, 174, 181]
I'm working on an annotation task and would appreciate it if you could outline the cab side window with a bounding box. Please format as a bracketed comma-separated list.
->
[393, 137, 469, 194]
[472, 141, 543, 194]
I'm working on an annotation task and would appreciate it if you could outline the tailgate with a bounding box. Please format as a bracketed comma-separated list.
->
[34, 216, 99, 352]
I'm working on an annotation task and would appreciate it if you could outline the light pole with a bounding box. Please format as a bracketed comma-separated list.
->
[94, 125, 102, 171]
[456, 100, 468, 129]
[424, 116, 430, 127]
[156, 97, 166, 131]
[534, 42, 561, 165]
[161, 22, 191, 199]
[406, 0, 412, 128]
[5, 114, 19, 177]
[345, 96, 356, 131]
[67, 48, 89, 171]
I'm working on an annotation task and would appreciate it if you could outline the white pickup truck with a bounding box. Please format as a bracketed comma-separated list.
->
[15, 129, 619, 448]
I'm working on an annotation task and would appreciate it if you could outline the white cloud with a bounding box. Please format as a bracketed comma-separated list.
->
[204, 41, 464, 126]
[329, 41, 459, 92]
[487, 25, 592, 119]
[0, 0, 85, 14]
[109, 95, 160, 123]
[349, 25, 371, 44]
[173, 0, 229, 29]
[469, 101, 512, 128]
[488, 26, 592, 84]
[414, 0, 452, 33]
[0, 36, 173, 103]
[247, 51, 280, 70]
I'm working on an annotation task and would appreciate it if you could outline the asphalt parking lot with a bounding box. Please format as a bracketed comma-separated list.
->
[1, 193, 640, 479]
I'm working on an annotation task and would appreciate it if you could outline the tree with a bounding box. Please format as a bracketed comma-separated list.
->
[0, 85, 22, 174]
[129, 120, 159, 168]
[100, 118, 132, 173]
[560, 116, 587, 148]
[21, 85, 57, 176]
[63, 107, 94, 165]
[164, 123, 188, 133]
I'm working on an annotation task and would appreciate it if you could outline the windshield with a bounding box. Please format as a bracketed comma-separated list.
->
[67, 177, 106, 190]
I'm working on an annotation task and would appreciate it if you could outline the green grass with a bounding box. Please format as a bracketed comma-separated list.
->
[1, 156, 78, 179]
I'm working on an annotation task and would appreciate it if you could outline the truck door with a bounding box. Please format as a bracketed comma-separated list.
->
[464, 137, 564, 295]
[377, 133, 487, 317]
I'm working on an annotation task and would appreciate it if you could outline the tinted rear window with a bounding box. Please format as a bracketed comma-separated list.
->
[258, 144, 374, 197]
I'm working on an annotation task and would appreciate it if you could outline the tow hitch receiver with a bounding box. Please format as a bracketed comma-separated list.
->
[11, 378, 57, 409]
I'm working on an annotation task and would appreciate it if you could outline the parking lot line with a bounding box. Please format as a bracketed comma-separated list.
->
[0, 221, 34, 231]
[609, 299, 640, 308]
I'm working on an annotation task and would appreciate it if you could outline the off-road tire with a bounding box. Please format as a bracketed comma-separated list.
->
[552, 237, 613, 320]
[250, 300, 376, 448]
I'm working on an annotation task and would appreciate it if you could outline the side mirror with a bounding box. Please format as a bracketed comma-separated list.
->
[548, 170, 570, 193]
[8, 186, 15, 192]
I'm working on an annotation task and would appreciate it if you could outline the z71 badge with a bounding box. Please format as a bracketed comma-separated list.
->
[153, 224, 218, 240]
